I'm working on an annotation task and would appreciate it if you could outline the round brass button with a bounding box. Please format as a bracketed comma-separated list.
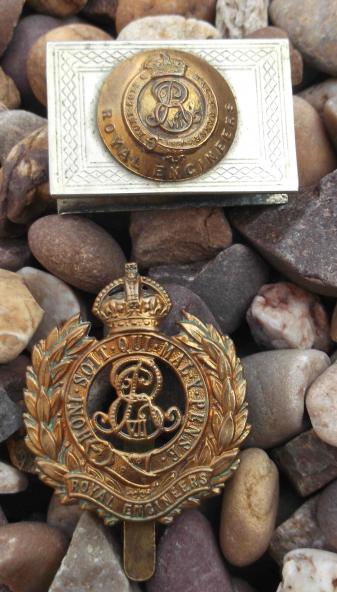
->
[97, 49, 238, 182]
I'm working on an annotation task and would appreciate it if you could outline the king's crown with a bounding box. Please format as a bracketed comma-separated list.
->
[143, 52, 186, 77]
[92, 263, 171, 334]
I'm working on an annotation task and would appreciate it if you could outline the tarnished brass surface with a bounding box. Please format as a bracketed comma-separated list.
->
[24, 263, 249, 580]
[97, 50, 237, 181]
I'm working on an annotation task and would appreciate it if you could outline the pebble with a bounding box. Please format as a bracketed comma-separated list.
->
[0, 354, 29, 403]
[27, 24, 112, 106]
[0, 68, 20, 110]
[298, 78, 337, 114]
[117, 15, 220, 41]
[317, 480, 337, 551]
[306, 362, 337, 447]
[331, 304, 337, 342]
[81, 0, 117, 25]
[28, 215, 126, 293]
[323, 96, 337, 151]
[277, 548, 337, 592]
[229, 169, 337, 297]
[18, 266, 85, 348]
[0, 238, 31, 271]
[0, 388, 22, 443]
[0, 505, 7, 526]
[0, 461, 28, 494]
[130, 208, 232, 267]
[1, 126, 49, 226]
[220, 448, 279, 566]
[232, 578, 257, 592]
[293, 96, 337, 187]
[150, 261, 205, 288]
[0, 110, 46, 164]
[246, 282, 330, 351]
[216, 0, 268, 38]
[0, 269, 44, 363]
[159, 283, 219, 336]
[246, 26, 303, 87]
[270, 0, 337, 76]
[0, 522, 68, 592]
[243, 349, 329, 449]
[147, 510, 233, 592]
[27, 0, 87, 17]
[47, 494, 82, 539]
[190, 243, 269, 334]
[0, 0, 25, 57]
[272, 429, 337, 496]
[116, 0, 216, 33]
[49, 511, 139, 592]
[0, 15, 61, 105]
[270, 496, 327, 565]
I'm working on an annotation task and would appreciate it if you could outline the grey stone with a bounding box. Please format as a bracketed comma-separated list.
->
[47, 494, 82, 539]
[243, 350, 329, 449]
[149, 261, 205, 288]
[0, 354, 29, 404]
[0, 110, 46, 163]
[317, 480, 337, 551]
[216, 0, 268, 38]
[0, 388, 22, 442]
[0, 461, 28, 494]
[160, 283, 219, 336]
[0, 238, 31, 271]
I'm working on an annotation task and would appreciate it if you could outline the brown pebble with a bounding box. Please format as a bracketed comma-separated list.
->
[0, 522, 68, 592]
[0, 109, 46, 164]
[331, 303, 337, 342]
[323, 96, 337, 152]
[0, 0, 25, 57]
[27, 24, 112, 106]
[0, 238, 31, 271]
[0, 68, 20, 110]
[81, 0, 117, 24]
[27, 0, 87, 17]
[47, 493, 82, 538]
[293, 96, 337, 187]
[28, 214, 126, 293]
[298, 78, 337, 114]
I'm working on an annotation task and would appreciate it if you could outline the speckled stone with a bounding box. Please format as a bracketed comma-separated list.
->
[116, 0, 216, 33]
[220, 449, 279, 566]
[247, 282, 330, 351]
[118, 15, 220, 41]
[216, 0, 268, 38]
[272, 429, 337, 496]
[0, 461, 28, 494]
[147, 510, 233, 592]
[317, 480, 337, 551]
[270, 0, 337, 76]
[229, 169, 337, 297]
[0, 110, 46, 163]
[0, 238, 31, 271]
[149, 261, 205, 288]
[243, 350, 329, 449]
[277, 549, 337, 592]
[299, 78, 337, 114]
[49, 512, 139, 592]
[27, 0, 86, 17]
[28, 215, 126, 293]
[0, 388, 22, 443]
[0, 522, 68, 592]
[159, 283, 219, 336]
[47, 494, 82, 539]
[306, 362, 337, 446]
[270, 497, 328, 565]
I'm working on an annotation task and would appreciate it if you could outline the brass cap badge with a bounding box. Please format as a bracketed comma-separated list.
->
[24, 263, 249, 580]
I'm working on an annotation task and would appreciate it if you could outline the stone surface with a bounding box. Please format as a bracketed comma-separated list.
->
[49, 511, 138, 592]
[0, 505, 7, 526]
[243, 350, 329, 449]
[323, 96, 337, 151]
[220, 448, 279, 566]
[0, 238, 31, 271]
[81, 0, 117, 24]
[0, 110, 46, 164]
[0, 354, 29, 403]
[0, 0, 25, 58]
[299, 78, 337, 114]
[277, 549, 337, 592]
[130, 208, 232, 267]
[232, 579, 257, 592]
[0, 388, 22, 442]
[0, 461, 28, 494]
[118, 15, 220, 41]
[270, 497, 328, 565]
[216, 0, 268, 38]
[116, 0, 216, 33]
[293, 96, 336, 187]
[317, 480, 337, 551]
[0, 14, 61, 105]
[270, 0, 337, 76]
[229, 169, 337, 297]
[247, 282, 330, 351]
[0, 269, 44, 363]
[27, 24, 112, 106]
[28, 0, 87, 17]
[18, 266, 85, 348]
[272, 429, 337, 496]
[331, 303, 337, 342]
[47, 494, 82, 539]
[149, 261, 205, 288]
[28, 215, 126, 293]
[147, 510, 233, 592]
[189, 244, 269, 334]
[0, 68, 20, 109]
[246, 26, 303, 86]
[307, 362, 337, 446]
[0, 126, 49, 226]
[0, 522, 68, 592]
[160, 283, 219, 336]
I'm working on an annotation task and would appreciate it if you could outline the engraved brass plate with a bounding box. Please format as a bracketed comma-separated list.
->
[97, 50, 237, 181]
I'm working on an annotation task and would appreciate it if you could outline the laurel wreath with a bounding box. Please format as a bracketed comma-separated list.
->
[176, 312, 250, 487]
[23, 315, 96, 494]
